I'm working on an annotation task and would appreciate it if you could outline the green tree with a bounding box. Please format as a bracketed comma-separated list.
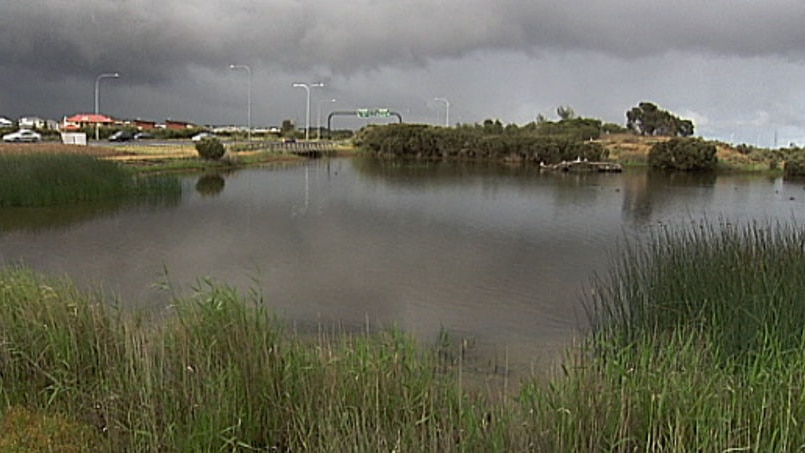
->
[281, 119, 295, 137]
[556, 105, 576, 120]
[627, 102, 695, 137]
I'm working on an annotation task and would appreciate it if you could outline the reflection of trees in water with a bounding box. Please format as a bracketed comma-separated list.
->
[351, 156, 542, 187]
[195, 174, 226, 197]
[620, 171, 717, 225]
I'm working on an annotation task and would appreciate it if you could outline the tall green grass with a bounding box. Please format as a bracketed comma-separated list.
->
[518, 220, 805, 450]
[0, 269, 519, 451]
[5, 221, 805, 450]
[591, 220, 805, 366]
[0, 153, 180, 206]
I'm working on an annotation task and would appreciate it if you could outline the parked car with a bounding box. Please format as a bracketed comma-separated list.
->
[134, 132, 153, 140]
[2, 129, 42, 142]
[191, 132, 214, 142]
[108, 130, 135, 142]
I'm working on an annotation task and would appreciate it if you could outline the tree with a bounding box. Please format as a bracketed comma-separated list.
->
[281, 119, 295, 137]
[626, 102, 695, 137]
[556, 105, 576, 120]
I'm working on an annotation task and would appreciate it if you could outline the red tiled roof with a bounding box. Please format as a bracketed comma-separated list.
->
[65, 114, 114, 123]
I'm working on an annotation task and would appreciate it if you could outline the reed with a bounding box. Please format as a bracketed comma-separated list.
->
[517, 220, 805, 450]
[590, 220, 805, 366]
[0, 152, 179, 206]
[0, 269, 514, 451]
[5, 220, 805, 450]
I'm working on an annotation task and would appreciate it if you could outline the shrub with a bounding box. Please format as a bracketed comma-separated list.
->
[354, 123, 609, 164]
[784, 152, 805, 177]
[195, 137, 226, 160]
[648, 138, 717, 171]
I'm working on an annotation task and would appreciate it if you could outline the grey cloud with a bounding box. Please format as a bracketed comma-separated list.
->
[3, 0, 805, 145]
[4, 0, 805, 84]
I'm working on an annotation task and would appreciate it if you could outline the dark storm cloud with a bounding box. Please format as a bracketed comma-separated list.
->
[3, 0, 805, 143]
[3, 0, 805, 83]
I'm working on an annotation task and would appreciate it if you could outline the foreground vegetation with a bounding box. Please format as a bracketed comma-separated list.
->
[0, 152, 180, 207]
[523, 221, 805, 450]
[0, 270, 518, 451]
[3, 221, 805, 450]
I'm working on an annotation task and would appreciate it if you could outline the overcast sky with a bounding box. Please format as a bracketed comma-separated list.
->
[2, 0, 805, 146]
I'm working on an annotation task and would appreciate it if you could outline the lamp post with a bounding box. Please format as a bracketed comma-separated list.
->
[94, 72, 119, 140]
[292, 82, 324, 140]
[229, 64, 252, 143]
[317, 98, 336, 140]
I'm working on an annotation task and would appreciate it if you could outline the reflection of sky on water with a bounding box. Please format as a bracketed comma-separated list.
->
[2, 159, 805, 372]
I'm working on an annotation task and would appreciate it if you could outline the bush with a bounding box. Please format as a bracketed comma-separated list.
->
[648, 138, 717, 171]
[354, 123, 609, 164]
[195, 137, 226, 160]
[784, 152, 805, 177]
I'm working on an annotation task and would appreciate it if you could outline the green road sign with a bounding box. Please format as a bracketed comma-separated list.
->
[356, 108, 391, 118]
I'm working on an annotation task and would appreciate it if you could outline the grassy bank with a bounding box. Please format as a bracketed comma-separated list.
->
[0, 152, 180, 207]
[4, 221, 805, 450]
[0, 269, 519, 451]
[518, 221, 805, 450]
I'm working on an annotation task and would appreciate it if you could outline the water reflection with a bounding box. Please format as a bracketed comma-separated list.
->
[0, 178, 182, 233]
[195, 173, 226, 197]
[1, 159, 804, 375]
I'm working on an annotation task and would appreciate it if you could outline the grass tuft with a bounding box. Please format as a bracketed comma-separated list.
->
[0, 152, 179, 206]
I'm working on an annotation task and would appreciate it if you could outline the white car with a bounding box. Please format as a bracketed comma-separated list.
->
[191, 132, 214, 142]
[2, 129, 42, 142]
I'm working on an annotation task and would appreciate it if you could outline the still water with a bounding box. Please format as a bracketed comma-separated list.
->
[2, 158, 805, 372]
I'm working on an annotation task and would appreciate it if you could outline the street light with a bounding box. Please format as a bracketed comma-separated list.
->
[434, 97, 450, 127]
[229, 64, 252, 143]
[317, 98, 336, 140]
[94, 72, 119, 140]
[292, 82, 324, 141]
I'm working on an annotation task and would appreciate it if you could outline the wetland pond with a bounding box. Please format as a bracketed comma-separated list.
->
[2, 157, 805, 375]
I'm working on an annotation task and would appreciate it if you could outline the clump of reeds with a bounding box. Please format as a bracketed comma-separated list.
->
[0, 268, 515, 451]
[517, 220, 805, 450]
[0, 152, 179, 206]
[591, 220, 805, 365]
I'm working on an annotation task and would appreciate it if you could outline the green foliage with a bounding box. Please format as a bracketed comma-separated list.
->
[589, 221, 805, 365]
[535, 117, 603, 141]
[783, 149, 805, 177]
[195, 137, 226, 160]
[648, 138, 717, 171]
[281, 119, 296, 137]
[556, 105, 576, 120]
[601, 122, 628, 135]
[0, 268, 513, 451]
[522, 221, 805, 450]
[353, 121, 609, 164]
[0, 152, 180, 206]
[6, 219, 805, 451]
[626, 101, 695, 137]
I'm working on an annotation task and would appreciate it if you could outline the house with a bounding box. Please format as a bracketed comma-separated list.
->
[131, 119, 157, 130]
[165, 119, 197, 130]
[63, 113, 115, 130]
[19, 116, 46, 129]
